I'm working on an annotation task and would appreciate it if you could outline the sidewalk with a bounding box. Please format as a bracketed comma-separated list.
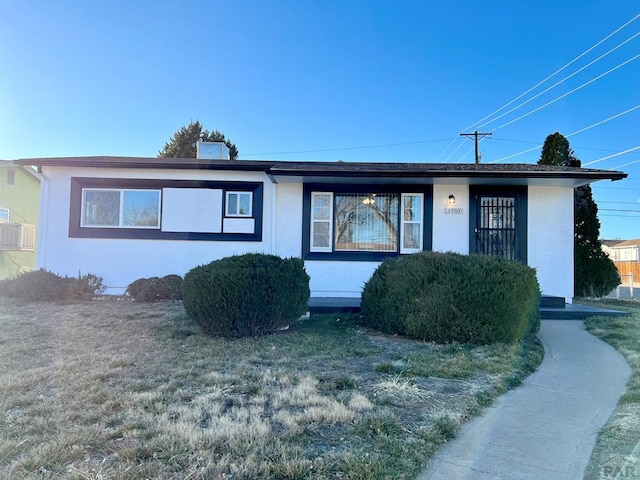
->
[418, 320, 631, 480]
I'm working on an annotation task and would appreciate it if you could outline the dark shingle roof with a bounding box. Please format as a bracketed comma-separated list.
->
[13, 156, 626, 183]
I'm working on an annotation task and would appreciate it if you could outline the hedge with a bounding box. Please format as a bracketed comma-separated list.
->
[183, 253, 310, 337]
[360, 252, 540, 344]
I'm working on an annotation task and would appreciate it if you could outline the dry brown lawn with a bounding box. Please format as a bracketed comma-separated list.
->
[0, 298, 542, 479]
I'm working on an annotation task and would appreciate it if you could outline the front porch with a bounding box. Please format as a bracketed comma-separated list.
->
[307, 295, 628, 320]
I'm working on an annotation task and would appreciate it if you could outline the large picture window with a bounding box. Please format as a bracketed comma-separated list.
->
[306, 187, 429, 258]
[82, 189, 161, 228]
[335, 193, 399, 252]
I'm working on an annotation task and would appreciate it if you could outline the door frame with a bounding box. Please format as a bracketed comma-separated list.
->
[469, 185, 528, 263]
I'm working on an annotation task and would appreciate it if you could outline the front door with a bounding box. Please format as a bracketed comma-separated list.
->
[470, 187, 527, 263]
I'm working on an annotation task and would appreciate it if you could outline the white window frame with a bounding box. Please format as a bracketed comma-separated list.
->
[400, 193, 424, 253]
[81, 188, 161, 229]
[0, 207, 9, 223]
[310, 192, 333, 252]
[225, 191, 253, 217]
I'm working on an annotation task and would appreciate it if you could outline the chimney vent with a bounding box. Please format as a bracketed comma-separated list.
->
[197, 141, 230, 160]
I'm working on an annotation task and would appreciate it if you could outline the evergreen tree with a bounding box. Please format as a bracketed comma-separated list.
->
[538, 132, 619, 296]
[158, 120, 238, 160]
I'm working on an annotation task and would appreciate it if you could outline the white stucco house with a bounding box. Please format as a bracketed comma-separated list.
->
[15, 151, 626, 303]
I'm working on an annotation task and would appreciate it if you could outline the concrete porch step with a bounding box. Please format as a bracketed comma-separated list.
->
[308, 297, 628, 321]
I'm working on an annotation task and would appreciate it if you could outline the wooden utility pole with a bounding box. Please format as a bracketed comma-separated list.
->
[460, 130, 492, 164]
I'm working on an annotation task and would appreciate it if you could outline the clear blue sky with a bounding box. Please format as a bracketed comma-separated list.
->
[1, 1, 638, 239]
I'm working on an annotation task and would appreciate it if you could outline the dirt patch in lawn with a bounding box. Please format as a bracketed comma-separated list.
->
[0, 298, 542, 479]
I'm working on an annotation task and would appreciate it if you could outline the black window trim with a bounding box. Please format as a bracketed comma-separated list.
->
[70, 177, 263, 241]
[302, 183, 433, 261]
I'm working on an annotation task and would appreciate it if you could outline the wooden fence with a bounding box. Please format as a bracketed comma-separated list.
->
[614, 261, 640, 284]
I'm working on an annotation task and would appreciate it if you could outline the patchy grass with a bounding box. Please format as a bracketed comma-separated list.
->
[582, 301, 640, 480]
[0, 298, 543, 479]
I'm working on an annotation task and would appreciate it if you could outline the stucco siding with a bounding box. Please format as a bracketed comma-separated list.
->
[527, 185, 574, 302]
[305, 260, 380, 297]
[273, 183, 303, 258]
[432, 184, 470, 255]
[38, 166, 275, 294]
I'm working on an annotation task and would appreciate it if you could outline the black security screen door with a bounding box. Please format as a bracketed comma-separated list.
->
[476, 196, 517, 260]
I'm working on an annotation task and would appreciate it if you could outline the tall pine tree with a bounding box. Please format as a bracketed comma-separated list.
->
[538, 132, 619, 296]
[159, 120, 238, 160]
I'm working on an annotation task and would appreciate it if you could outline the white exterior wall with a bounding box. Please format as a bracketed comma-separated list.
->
[527, 186, 574, 302]
[273, 183, 303, 258]
[305, 261, 380, 298]
[38, 167, 579, 300]
[39, 166, 276, 294]
[432, 184, 469, 254]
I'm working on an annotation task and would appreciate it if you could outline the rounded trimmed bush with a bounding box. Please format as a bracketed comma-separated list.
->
[183, 253, 310, 337]
[126, 275, 183, 302]
[361, 252, 540, 344]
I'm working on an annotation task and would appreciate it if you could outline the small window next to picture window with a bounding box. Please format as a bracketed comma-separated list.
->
[226, 192, 252, 217]
[0, 207, 9, 223]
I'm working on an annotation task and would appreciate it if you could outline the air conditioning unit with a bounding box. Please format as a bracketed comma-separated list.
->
[197, 141, 230, 160]
[0, 223, 36, 251]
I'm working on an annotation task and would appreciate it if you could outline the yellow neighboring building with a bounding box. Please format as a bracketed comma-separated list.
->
[0, 161, 40, 279]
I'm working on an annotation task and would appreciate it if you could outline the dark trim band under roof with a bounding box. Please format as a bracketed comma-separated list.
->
[13, 156, 627, 182]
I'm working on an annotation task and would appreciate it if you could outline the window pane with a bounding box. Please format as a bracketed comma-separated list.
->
[312, 221, 330, 248]
[226, 192, 252, 216]
[83, 190, 120, 226]
[122, 190, 160, 227]
[228, 193, 238, 215]
[313, 194, 331, 220]
[403, 195, 421, 221]
[403, 223, 421, 249]
[0, 208, 8, 223]
[334, 193, 398, 251]
[238, 193, 251, 215]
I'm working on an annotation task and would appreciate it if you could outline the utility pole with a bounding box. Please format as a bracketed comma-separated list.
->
[460, 130, 492, 164]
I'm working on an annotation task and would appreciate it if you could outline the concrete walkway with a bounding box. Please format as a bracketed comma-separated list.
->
[419, 320, 631, 480]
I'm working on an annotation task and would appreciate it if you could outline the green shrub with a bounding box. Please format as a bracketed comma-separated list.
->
[68, 272, 106, 300]
[0, 269, 105, 301]
[361, 252, 540, 344]
[183, 253, 310, 337]
[126, 275, 183, 302]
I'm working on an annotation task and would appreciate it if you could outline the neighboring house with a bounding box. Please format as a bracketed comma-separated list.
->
[601, 239, 621, 260]
[603, 239, 640, 262]
[15, 153, 626, 303]
[0, 161, 39, 279]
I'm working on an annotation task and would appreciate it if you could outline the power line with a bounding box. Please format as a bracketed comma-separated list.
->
[495, 52, 640, 130]
[493, 136, 620, 152]
[489, 105, 640, 163]
[583, 146, 640, 166]
[566, 104, 640, 137]
[611, 158, 640, 170]
[477, 31, 640, 131]
[241, 137, 451, 158]
[461, 13, 640, 132]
